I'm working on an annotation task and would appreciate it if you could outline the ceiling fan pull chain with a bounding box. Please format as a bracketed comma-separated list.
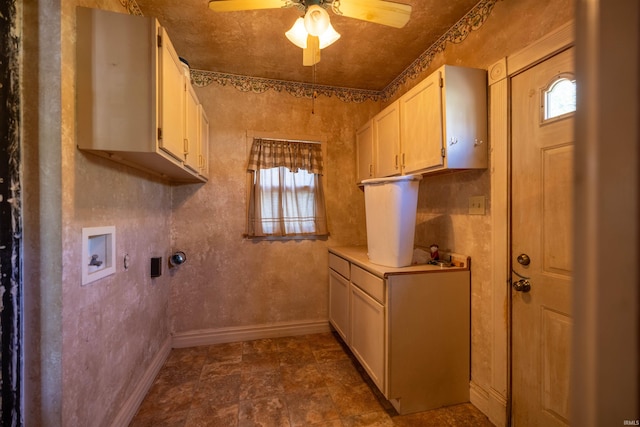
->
[311, 62, 317, 114]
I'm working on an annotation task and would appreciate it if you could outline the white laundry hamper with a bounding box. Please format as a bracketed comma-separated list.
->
[362, 174, 422, 267]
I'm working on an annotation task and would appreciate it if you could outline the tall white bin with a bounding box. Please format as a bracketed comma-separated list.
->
[362, 174, 422, 267]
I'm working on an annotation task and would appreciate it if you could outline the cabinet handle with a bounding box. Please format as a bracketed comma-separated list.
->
[474, 139, 484, 146]
[402, 153, 406, 168]
[369, 164, 373, 177]
[199, 154, 204, 168]
[184, 138, 189, 155]
[395, 155, 398, 169]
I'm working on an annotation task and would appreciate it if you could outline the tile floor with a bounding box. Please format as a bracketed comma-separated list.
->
[130, 332, 494, 426]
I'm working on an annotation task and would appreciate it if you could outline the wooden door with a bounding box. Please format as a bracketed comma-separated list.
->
[511, 47, 575, 426]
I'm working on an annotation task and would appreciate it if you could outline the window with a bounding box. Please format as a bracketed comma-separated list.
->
[543, 75, 576, 121]
[246, 138, 328, 238]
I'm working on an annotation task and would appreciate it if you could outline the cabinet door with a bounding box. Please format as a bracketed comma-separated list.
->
[158, 28, 185, 161]
[356, 120, 374, 184]
[184, 82, 200, 172]
[350, 283, 385, 392]
[329, 269, 350, 343]
[400, 71, 444, 174]
[198, 105, 210, 178]
[374, 100, 401, 177]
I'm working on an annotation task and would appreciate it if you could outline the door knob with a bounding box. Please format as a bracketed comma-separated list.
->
[512, 279, 531, 292]
[517, 253, 531, 266]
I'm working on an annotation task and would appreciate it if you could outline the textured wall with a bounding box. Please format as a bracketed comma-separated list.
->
[21, 0, 574, 424]
[23, 1, 174, 425]
[170, 85, 377, 333]
[169, 1, 574, 404]
[61, 1, 174, 425]
[405, 0, 575, 404]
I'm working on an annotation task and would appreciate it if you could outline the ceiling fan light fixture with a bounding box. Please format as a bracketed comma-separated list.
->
[285, 17, 308, 48]
[303, 5, 330, 36]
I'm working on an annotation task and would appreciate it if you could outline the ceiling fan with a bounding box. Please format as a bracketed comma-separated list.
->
[208, 0, 412, 66]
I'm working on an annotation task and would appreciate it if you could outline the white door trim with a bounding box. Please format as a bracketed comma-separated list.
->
[474, 21, 575, 427]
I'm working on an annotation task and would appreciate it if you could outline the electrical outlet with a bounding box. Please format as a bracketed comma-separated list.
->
[469, 196, 486, 215]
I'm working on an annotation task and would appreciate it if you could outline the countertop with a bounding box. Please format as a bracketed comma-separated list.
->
[328, 246, 469, 278]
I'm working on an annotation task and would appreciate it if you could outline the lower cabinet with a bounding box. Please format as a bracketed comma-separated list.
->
[328, 250, 470, 415]
[350, 282, 385, 392]
[328, 269, 350, 343]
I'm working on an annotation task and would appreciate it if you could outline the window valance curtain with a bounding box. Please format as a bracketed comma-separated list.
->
[247, 138, 324, 175]
[247, 138, 328, 237]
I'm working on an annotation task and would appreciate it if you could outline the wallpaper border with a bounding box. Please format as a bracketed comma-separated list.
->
[124, 0, 499, 103]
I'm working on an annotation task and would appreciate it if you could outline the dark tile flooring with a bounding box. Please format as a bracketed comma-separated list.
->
[130, 332, 494, 426]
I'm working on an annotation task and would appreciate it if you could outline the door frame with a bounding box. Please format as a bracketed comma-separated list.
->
[487, 6, 640, 424]
[1, 0, 23, 423]
[481, 22, 575, 426]
[572, 2, 639, 425]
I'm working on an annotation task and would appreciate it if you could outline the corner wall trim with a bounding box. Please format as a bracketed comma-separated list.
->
[470, 381, 508, 427]
[110, 336, 172, 427]
[172, 320, 331, 348]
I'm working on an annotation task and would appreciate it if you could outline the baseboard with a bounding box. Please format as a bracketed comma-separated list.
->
[470, 381, 508, 427]
[110, 336, 172, 427]
[171, 320, 331, 348]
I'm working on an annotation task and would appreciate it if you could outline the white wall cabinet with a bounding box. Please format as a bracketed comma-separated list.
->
[399, 71, 444, 173]
[76, 7, 208, 184]
[198, 105, 210, 178]
[328, 247, 471, 415]
[374, 100, 401, 177]
[357, 65, 487, 183]
[159, 29, 187, 163]
[183, 82, 201, 173]
[356, 120, 374, 184]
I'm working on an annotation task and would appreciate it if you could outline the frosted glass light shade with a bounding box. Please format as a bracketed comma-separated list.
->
[318, 22, 340, 48]
[285, 17, 308, 48]
[304, 5, 330, 36]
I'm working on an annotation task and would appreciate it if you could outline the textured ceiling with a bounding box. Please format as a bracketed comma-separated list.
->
[134, 0, 481, 91]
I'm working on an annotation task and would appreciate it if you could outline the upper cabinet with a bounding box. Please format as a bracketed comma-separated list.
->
[76, 7, 209, 184]
[374, 100, 401, 178]
[198, 105, 210, 179]
[358, 64, 487, 183]
[399, 71, 444, 174]
[356, 120, 374, 184]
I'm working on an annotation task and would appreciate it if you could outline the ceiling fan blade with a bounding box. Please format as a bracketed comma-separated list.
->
[303, 35, 321, 66]
[335, 0, 412, 28]
[208, 0, 289, 12]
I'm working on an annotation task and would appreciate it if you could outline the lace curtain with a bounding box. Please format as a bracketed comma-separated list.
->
[247, 138, 328, 237]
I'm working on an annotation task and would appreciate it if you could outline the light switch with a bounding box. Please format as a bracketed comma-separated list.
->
[468, 196, 486, 215]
